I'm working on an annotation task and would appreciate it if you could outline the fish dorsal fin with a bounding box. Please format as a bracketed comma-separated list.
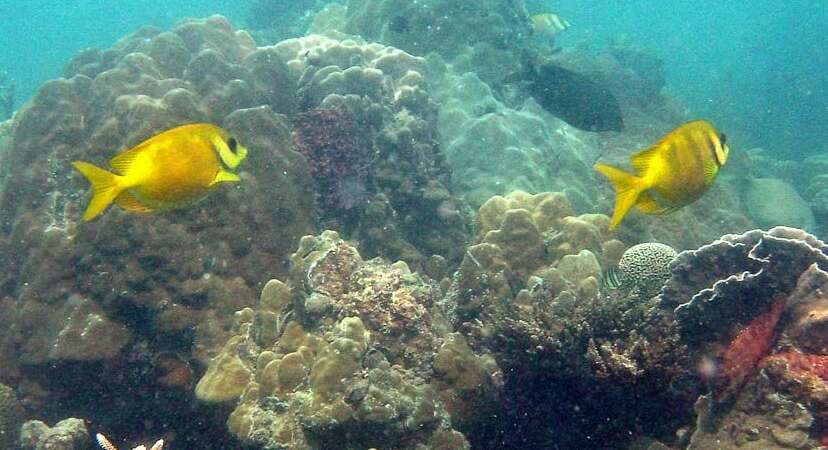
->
[114, 190, 155, 213]
[109, 145, 146, 175]
[630, 144, 662, 175]
[210, 170, 240, 186]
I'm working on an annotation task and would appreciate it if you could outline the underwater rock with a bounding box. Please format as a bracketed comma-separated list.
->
[19, 418, 89, 450]
[0, 383, 24, 449]
[524, 62, 624, 132]
[197, 230, 496, 449]
[744, 177, 815, 232]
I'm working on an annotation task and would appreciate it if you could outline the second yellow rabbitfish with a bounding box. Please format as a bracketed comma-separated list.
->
[594, 120, 729, 230]
[72, 123, 248, 222]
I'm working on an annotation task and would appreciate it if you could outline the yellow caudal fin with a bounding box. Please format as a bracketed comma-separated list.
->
[594, 163, 646, 230]
[71, 161, 124, 222]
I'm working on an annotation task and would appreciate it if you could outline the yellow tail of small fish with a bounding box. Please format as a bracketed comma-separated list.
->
[71, 161, 124, 222]
[594, 163, 646, 230]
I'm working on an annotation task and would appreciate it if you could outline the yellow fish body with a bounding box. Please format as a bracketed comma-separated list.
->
[72, 123, 248, 222]
[594, 120, 729, 230]
[531, 13, 571, 38]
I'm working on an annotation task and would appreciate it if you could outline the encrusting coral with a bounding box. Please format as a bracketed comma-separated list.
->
[197, 230, 498, 449]
[653, 226, 828, 448]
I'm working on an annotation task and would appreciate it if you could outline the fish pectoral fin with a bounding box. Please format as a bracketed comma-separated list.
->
[630, 145, 661, 175]
[635, 192, 671, 215]
[109, 145, 145, 175]
[114, 191, 155, 213]
[210, 170, 240, 186]
[703, 160, 719, 184]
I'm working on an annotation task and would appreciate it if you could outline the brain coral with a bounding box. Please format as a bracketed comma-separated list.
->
[609, 242, 677, 299]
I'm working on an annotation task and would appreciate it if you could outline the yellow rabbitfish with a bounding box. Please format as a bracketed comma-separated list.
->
[594, 120, 729, 230]
[530, 13, 571, 38]
[72, 123, 248, 222]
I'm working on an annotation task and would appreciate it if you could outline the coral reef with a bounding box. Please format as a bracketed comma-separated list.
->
[442, 191, 696, 448]
[659, 227, 828, 343]
[0, 14, 315, 446]
[197, 231, 496, 449]
[0, 383, 24, 449]
[274, 34, 470, 265]
[430, 67, 605, 210]
[684, 263, 828, 449]
[20, 418, 89, 450]
[655, 227, 828, 447]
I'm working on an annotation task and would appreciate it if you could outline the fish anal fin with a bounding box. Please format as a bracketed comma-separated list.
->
[115, 191, 155, 213]
[635, 192, 668, 215]
[109, 145, 145, 175]
[630, 145, 662, 175]
[210, 170, 240, 186]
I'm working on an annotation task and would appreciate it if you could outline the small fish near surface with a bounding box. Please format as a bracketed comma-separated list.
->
[530, 13, 571, 39]
[594, 120, 729, 230]
[72, 123, 247, 222]
[525, 62, 624, 132]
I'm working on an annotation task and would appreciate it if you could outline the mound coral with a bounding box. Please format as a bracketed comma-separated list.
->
[197, 230, 498, 449]
[275, 34, 470, 265]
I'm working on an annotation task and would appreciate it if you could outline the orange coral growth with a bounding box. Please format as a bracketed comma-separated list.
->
[714, 295, 786, 399]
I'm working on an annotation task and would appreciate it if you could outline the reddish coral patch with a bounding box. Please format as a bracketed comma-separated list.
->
[714, 295, 786, 399]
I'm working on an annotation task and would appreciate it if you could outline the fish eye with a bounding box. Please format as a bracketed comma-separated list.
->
[719, 133, 727, 145]
[227, 137, 237, 152]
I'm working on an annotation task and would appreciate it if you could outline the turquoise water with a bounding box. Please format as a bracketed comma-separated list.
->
[3, 1, 826, 156]
[1, 1, 827, 449]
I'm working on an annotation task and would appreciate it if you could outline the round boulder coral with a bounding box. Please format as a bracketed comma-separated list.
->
[610, 242, 677, 299]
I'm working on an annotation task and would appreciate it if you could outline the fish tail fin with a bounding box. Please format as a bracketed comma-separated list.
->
[594, 163, 646, 230]
[71, 161, 124, 222]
